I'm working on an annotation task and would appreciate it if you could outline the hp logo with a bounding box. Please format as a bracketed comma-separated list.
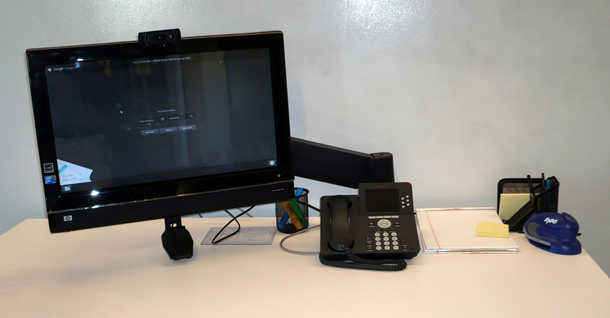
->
[63, 215, 73, 222]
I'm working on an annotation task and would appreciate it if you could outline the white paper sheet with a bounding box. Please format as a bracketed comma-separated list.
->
[416, 208, 519, 254]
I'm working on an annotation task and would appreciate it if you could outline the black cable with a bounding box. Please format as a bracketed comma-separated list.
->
[303, 202, 321, 213]
[319, 248, 407, 271]
[212, 206, 255, 244]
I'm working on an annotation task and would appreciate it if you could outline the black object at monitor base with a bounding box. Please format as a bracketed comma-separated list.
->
[162, 217, 194, 261]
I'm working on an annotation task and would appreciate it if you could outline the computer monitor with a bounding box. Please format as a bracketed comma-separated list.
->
[26, 30, 294, 259]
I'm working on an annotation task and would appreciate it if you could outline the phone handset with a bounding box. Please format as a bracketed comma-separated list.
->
[327, 195, 354, 252]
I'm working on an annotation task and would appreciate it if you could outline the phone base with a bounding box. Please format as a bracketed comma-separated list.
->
[319, 183, 420, 263]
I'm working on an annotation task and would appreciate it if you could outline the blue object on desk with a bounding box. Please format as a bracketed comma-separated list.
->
[277, 213, 289, 229]
[277, 188, 305, 229]
[295, 187, 304, 197]
[524, 212, 581, 255]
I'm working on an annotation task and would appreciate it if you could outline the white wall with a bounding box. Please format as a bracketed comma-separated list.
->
[1, 0, 608, 276]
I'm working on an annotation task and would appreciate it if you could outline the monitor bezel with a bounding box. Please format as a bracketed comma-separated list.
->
[26, 31, 294, 232]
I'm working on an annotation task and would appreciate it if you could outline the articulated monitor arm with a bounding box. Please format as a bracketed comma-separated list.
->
[290, 137, 395, 189]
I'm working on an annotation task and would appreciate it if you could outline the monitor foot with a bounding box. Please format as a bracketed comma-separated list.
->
[161, 217, 193, 260]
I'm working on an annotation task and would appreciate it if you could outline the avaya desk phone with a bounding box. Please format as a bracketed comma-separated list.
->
[319, 183, 420, 271]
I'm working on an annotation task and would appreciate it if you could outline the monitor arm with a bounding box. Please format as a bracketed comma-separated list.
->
[160, 137, 394, 260]
[291, 137, 395, 188]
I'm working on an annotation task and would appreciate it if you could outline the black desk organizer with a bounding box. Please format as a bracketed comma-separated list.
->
[497, 174, 559, 232]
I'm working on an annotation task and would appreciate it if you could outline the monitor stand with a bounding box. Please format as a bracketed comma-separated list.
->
[161, 217, 194, 260]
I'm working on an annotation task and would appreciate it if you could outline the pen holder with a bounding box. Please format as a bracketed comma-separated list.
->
[497, 174, 559, 232]
[275, 188, 309, 234]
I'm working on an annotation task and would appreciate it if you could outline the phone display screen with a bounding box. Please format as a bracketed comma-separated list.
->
[365, 189, 400, 213]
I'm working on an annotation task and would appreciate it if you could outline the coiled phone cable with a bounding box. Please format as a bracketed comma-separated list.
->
[318, 249, 407, 271]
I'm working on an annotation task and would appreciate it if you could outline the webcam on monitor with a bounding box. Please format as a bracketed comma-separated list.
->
[138, 28, 181, 47]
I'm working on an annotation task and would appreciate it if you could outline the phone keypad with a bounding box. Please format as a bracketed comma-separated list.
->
[366, 229, 408, 252]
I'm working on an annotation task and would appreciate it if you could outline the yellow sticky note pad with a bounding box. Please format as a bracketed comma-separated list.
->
[476, 222, 509, 238]
[498, 193, 530, 221]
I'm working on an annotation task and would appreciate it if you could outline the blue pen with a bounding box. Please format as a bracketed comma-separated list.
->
[295, 187, 304, 199]
[278, 212, 289, 229]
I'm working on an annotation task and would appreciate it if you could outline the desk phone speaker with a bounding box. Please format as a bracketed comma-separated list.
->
[524, 212, 581, 255]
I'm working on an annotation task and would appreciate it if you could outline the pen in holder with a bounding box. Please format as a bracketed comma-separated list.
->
[276, 188, 309, 234]
[497, 174, 559, 232]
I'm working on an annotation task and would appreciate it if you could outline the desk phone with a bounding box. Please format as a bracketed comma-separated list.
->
[319, 183, 420, 271]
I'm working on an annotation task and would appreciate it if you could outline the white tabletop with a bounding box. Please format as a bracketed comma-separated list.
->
[1, 217, 609, 318]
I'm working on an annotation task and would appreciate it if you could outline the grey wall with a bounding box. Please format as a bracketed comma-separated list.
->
[1, 1, 608, 276]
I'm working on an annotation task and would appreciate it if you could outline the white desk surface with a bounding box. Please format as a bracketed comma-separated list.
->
[1, 217, 608, 318]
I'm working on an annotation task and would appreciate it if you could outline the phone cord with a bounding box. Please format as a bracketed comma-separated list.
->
[319, 248, 407, 271]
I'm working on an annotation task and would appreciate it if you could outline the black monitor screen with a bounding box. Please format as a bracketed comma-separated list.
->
[27, 31, 294, 232]
[47, 49, 277, 193]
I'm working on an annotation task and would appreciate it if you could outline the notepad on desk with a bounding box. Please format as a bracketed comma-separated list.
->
[415, 207, 519, 254]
